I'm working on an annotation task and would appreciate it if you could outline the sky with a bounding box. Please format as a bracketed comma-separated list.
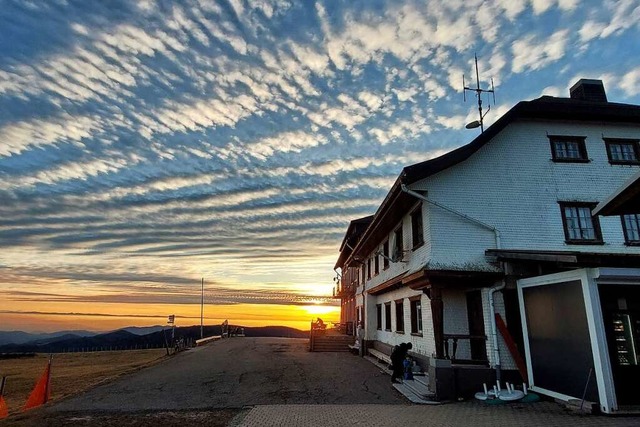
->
[1, 0, 639, 333]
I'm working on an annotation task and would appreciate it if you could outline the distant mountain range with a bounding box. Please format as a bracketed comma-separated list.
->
[0, 325, 308, 353]
[0, 330, 97, 346]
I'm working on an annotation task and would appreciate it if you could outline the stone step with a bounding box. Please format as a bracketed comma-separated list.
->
[393, 382, 439, 405]
[402, 377, 434, 399]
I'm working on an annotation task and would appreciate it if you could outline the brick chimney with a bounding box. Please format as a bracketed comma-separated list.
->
[569, 79, 607, 102]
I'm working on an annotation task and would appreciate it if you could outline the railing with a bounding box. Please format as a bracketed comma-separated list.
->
[442, 334, 488, 364]
[309, 320, 327, 351]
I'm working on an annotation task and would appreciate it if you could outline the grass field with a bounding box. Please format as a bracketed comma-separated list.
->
[0, 349, 166, 415]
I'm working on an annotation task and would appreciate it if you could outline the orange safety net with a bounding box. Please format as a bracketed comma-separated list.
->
[23, 359, 51, 411]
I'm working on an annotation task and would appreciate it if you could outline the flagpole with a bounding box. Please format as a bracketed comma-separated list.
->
[200, 277, 204, 339]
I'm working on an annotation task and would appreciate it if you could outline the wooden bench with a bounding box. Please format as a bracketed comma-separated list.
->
[368, 348, 392, 365]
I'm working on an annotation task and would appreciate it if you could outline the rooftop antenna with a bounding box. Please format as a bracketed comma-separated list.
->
[463, 54, 496, 133]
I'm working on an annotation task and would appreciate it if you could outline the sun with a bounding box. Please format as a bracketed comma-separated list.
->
[302, 305, 339, 316]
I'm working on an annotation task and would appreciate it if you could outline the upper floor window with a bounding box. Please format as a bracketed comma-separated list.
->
[382, 240, 390, 270]
[559, 202, 603, 244]
[367, 258, 372, 280]
[622, 214, 640, 245]
[374, 252, 380, 275]
[393, 225, 404, 260]
[605, 138, 640, 165]
[411, 204, 424, 249]
[549, 135, 588, 162]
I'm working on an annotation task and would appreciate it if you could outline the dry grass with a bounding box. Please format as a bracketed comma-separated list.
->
[0, 350, 166, 415]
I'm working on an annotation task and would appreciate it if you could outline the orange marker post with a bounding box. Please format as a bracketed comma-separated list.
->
[0, 376, 8, 419]
[23, 355, 53, 411]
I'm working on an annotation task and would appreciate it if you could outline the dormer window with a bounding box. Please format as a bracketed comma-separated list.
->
[549, 135, 588, 162]
[604, 138, 640, 165]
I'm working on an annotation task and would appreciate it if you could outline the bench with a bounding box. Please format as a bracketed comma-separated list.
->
[368, 348, 392, 365]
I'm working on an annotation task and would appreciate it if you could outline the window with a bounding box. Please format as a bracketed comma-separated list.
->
[410, 296, 422, 335]
[376, 304, 382, 330]
[384, 303, 392, 331]
[393, 226, 403, 260]
[374, 252, 379, 275]
[361, 265, 366, 283]
[411, 205, 424, 249]
[395, 300, 404, 333]
[549, 135, 588, 162]
[605, 138, 640, 164]
[622, 214, 640, 245]
[367, 258, 371, 280]
[559, 202, 603, 244]
[383, 240, 390, 270]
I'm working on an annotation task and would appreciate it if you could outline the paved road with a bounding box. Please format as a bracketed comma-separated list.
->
[51, 337, 405, 412]
[27, 337, 638, 427]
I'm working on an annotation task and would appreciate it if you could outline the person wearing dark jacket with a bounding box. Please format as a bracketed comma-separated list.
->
[390, 342, 412, 383]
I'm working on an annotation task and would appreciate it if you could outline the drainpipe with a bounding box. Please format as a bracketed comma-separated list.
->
[488, 282, 505, 382]
[400, 184, 501, 249]
[401, 184, 505, 379]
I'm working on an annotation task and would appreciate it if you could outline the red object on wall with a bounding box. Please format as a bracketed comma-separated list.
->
[23, 357, 52, 411]
[495, 313, 529, 384]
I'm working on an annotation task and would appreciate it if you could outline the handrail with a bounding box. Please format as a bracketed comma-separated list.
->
[442, 334, 488, 362]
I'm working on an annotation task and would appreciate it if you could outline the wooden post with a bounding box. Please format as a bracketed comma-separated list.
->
[430, 286, 444, 359]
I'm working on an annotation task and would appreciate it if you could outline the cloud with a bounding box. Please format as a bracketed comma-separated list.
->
[511, 29, 570, 73]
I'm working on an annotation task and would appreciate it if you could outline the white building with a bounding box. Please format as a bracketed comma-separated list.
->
[335, 79, 640, 412]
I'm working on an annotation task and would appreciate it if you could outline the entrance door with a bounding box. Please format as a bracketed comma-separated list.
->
[599, 285, 640, 406]
[466, 290, 487, 362]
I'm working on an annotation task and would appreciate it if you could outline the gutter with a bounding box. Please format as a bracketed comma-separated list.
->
[400, 184, 501, 249]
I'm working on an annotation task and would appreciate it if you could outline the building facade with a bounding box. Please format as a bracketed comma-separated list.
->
[334, 79, 640, 411]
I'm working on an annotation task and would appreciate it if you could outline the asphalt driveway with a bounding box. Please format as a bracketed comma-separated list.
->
[50, 337, 405, 412]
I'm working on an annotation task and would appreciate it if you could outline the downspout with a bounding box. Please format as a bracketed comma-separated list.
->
[488, 281, 505, 382]
[401, 183, 504, 378]
[400, 184, 501, 249]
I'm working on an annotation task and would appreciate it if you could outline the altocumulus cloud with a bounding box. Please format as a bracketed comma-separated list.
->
[1, 0, 640, 310]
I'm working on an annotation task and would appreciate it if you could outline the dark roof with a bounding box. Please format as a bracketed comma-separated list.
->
[346, 95, 640, 263]
[402, 96, 640, 185]
[334, 215, 374, 269]
[593, 170, 640, 216]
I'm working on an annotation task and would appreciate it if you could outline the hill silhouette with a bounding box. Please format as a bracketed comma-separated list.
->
[0, 325, 308, 353]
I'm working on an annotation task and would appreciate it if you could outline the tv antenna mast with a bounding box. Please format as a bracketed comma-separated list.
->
[463, 54, 496, 133]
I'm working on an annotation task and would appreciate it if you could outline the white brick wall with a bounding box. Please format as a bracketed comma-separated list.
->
[415, 121, 640, 270]
[357, 118, 640, 366]
[370, 289, 436, 357]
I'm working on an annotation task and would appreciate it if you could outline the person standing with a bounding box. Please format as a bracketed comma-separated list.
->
[390, 342, 412, 383]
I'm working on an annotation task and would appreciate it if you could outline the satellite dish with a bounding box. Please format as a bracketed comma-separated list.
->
[465, 120, 481, 129]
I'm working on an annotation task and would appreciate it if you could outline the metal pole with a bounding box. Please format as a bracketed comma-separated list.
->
[200, 277, 204, 339]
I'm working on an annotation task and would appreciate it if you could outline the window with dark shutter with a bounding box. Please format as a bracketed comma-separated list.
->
[411, 204, 424, 249]
[395, 299, 404, 333]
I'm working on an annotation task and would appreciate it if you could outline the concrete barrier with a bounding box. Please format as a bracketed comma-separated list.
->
[195, 335, 222, 346]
